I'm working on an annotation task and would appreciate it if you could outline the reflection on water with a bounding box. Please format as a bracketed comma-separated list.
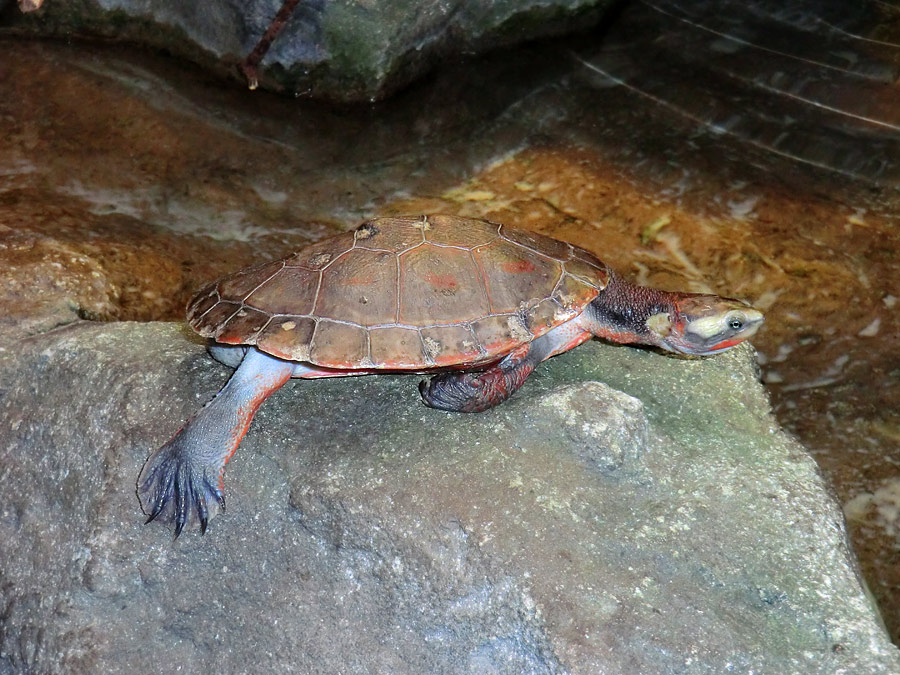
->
[2, 0, 899, 643]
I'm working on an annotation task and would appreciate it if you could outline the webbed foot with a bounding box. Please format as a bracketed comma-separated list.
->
[419, 372, 488, 412]
[138, 431, 226, 538]
[419, 344, 541, 413]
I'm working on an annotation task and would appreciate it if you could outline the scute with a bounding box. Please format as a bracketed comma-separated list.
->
[499, 224, 571, 260]
[187, 283, 220, 325]
[216, 306, 270, 344]
[369, 326, 425, 367]
[246, 265, 320, 316]
[553, 274, 601, 314]
[351, 216, 426, 252]
[187, 216, 610, 369]
[420, 324, 482, 366]
[399, 244, 489, 326]
[256, 316, 316, 362]
[219, 260, 285, 298]
[283, 234, 352, 270]
[191, 300, 240, 338]
[565, 254, 609, 288]
[423, 214, 499, 248]
[310, 320, 368, 367]
[474, 240, 562, 314]
[316, 248, 398, 325]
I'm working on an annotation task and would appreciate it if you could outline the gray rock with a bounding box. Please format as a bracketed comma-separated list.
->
[0, 0, 610, 101]
[1, 321, 898, 673]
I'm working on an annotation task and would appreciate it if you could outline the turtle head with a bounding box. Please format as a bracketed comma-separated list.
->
[648, 294, 764, 356]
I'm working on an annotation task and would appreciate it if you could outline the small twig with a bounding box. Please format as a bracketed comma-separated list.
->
[239, 0, 302, 90]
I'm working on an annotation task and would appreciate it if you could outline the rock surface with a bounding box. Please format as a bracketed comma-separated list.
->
[0, 0, 609, 100]
[1, 321, 897, 673]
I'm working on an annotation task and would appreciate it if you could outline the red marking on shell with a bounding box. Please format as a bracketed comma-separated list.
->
[423, 272, 459, 291]
[501, 259, 536, 274]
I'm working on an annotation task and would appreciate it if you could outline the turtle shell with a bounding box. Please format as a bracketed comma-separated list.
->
[187, 215, 609, 369]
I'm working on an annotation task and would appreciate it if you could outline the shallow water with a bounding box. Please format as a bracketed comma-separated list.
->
[2, 0, 900, 642]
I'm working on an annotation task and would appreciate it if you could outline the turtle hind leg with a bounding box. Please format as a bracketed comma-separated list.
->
[420, 344, 542, 413]
[138, 348, 293, 538]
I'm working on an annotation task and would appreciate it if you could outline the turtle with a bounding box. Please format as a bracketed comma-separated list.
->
[138, 214, 764, 537]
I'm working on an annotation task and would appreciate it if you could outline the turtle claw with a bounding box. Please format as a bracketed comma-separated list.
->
[194, 492, 225, 536]
[138, 430, 226, 538]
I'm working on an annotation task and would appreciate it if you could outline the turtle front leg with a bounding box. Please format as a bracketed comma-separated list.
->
[419, 343, 545, 413]
[420, 321, 595, 413]
[138, 348, 294, 537]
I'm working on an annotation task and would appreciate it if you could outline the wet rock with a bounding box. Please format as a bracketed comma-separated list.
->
[0, 190, 296, 344]
[0, 0, 609, 101]
[1, 322, 897, 672]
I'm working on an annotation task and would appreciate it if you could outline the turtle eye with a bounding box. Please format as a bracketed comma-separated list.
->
[728, 317, 744, 331]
